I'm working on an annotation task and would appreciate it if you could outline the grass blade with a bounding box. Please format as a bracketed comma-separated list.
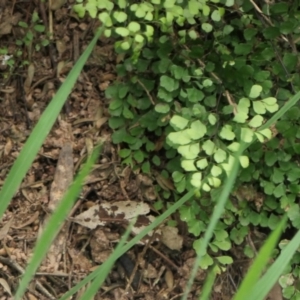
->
[14, 145, 102, 299]
[248, 228, 300, 300]
[259, 91, 300, 131]
[0, 26, 104, 221]
[79, 218, 136, 299]
[181, 143, 246, 300]
[59, 189, 195, 300]
[234, 215, 287, 300]
[199, 267, 217, 300]
[182, 91, 300, 300]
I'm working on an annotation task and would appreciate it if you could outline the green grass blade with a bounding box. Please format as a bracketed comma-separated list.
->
[14, 145, 102, 300]
[79, 218, 136, 299]
[59, 189, 195, 300]
[248, 228, 300, 300]
[181, 143, 247, 300]
[259, 91, 300, 131]
[182, 91, 300, 300]
[0, 26, 104, 221]
[199, 267, 217, 300]
[234, 215, 287, 300]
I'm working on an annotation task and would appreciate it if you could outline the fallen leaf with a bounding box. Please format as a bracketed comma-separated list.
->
[0, 278, 12, 296]
[48, 142, 73, 212]
[165, 269, 174, 290]
[161, 226, 183, 250]
[50, 0, 67, 10]
[73, 200, 150, 229]
[72, 205, 101, 229]
[24, 63, 35, 94]
[0, 218, 13, 241]
[155, 173, 175, 191]
[4, 137, 12, 156]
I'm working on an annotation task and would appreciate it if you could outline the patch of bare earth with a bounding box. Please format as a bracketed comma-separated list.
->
[0, 1, 283, 300]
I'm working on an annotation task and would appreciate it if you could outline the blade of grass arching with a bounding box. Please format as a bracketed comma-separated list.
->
[182, 92, 300, 300]
[0, 26, 104, 221]
[199, 267, 217, 300]
[181, 143, 247, 300]
[233, 215, 287, 300]
[56, 91, 300, 300]
[58, 189, 195, 300]
[248, 227, 300, 300]
[259, 90, 300, 131]
[79, 218, 136, 299]
[14, 145, 102, 300]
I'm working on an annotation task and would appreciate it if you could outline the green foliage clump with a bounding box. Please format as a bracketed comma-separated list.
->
[0, 10, 49, 79]
[74, 0, 300, 295]
[17, 11, 49, 51]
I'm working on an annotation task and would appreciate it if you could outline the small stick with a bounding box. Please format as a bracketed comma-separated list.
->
[0, 256, 56, 299]
[149, 245, 180, 271]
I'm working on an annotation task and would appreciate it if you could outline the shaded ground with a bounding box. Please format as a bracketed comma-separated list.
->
[0, 1, 259, 299]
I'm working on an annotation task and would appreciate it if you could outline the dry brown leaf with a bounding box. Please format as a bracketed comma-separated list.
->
[24, 63, 35, 94]
[27, 292, 38, 300]
[57, 61, 66, 77]
[85, 137, 94, 156]
[155, 173, 175, 191]
[50, 0, 66, 10]
[137, 174, 152, 186]
[73, 205, 100, 229]
[130, 215, 156, 236]
[143, 186, 156, 201]
[142, 262, 158, 279]
[0, 278, 12, 296]
[0, 86, 15, 93]
[68, 248, 93, 271]
[43, 143, 73, 272]
[0, 12, 21, 35]
[56, 39, 67, 57]
[90, 228, 112, 263]
[0, 21, 12, 35]
[12, 211, 39, 229]
[0, 218, 13, 241]
[95, 116, 108, 129]
[99, 81, 110, 91]
[48, 142, 73, 212]
[57, 61, 73, 76]
[165, 269, 174, 290]
[100, 73, 115, 81]
[4, 137, 12, 156]
[73, 200, 150, 229]
[154, 135, 165, 151]
[102, 200, 150, 219]
[161, 226, 183, 251]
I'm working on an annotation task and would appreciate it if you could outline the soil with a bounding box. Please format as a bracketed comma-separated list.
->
[0, 1, 268, 300]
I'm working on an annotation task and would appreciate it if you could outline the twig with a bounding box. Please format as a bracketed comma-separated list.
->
[246, 233, 258, 256]
[73, 30, 80, 61]
[227, 271, 238, 291]
[183, 45, 223, 85]
[39, 0, 56, 68]
[136, 79, 155, 105]
[149, 245, 180, 271]
[249, 0, 288, 43]
[0, 256, 56, 299]
[123, 229, 158, 292]
[225, 90, 237, 115]
[249, 0, 296, 94]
